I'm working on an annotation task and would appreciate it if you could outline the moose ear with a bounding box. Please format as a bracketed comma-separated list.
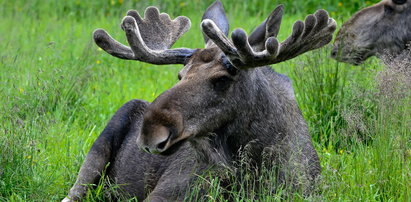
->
[202, 0, 229, 45]
[248, 5, 284, 51]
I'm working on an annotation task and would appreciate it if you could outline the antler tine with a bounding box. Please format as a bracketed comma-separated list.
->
[93, 7, 195, 65]
[202, 7, 336, 69]
[274, 10, 336, 61]
[94, 29, 135, 60]
[201, 19, 237, 56]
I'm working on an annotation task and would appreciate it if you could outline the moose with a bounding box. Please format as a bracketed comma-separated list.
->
[64, 1, 336, 201]
[332, 0, 411, 65]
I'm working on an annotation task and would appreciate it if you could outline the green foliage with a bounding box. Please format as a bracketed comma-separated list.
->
[0, 0, 409, 201]
[0, 0, 380, 19]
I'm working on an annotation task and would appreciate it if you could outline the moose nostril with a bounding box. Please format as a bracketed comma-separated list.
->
[331, 49, 338, 58]
[156, 127, 176, 151]
[156, 139, 168, 151]
[157, 140, 167, 150]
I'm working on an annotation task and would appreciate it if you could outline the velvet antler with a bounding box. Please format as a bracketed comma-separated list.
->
[93, 7, 195, 65]
[201, 5, 337, 69]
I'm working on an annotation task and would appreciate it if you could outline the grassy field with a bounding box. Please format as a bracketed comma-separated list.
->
[1, 0, 410, 201]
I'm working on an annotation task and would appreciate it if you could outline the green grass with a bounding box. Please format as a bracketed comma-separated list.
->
[0, 0, 409, 201]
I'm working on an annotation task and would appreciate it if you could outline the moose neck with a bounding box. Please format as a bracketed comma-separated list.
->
[190, 67, 307, 167]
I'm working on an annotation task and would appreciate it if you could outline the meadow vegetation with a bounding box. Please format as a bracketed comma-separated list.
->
[1, 0, 409, 201]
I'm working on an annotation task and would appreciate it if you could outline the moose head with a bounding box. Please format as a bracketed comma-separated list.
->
[332, 0, 411, 65]
[93, 1, 336, 154]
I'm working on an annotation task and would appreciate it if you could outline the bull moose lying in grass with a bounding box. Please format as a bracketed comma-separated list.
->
[63, 1, 336, 201]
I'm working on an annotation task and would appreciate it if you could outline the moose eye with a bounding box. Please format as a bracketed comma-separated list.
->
[392, 0, 407, 5]
[211, 76, 233, 92]
[221, 55, 239, 75]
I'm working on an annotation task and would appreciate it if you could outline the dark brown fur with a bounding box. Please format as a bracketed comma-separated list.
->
[64, 1, 329, 201]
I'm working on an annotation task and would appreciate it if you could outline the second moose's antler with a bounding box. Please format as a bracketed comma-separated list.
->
[201, 5, 337, 69]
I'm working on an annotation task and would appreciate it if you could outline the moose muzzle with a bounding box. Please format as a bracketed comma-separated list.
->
[136, 89, 187, 154]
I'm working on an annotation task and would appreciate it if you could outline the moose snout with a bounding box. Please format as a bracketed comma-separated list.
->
[137, 125, 174, 154]
[137, 87, 188, 154]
